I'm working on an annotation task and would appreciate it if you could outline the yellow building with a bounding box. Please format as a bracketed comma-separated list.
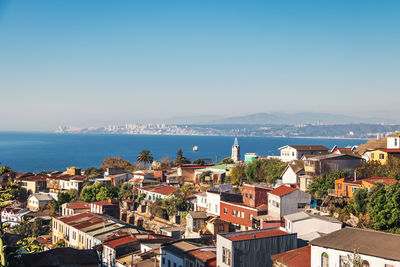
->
[67, 167, 81, 175]
[368, 149, 400, 165]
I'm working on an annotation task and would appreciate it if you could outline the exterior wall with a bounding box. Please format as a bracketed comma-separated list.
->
[369, 150, 388, 164]
[242, 185, 270, 208]
[217, 233, 297, 267]
[220, 201, 265, 229]
[161, 248, 184, 267]
[281, 167, 300, 185]
[334, 179, 361, 198]
[206, 222, 229, 235]
[268, 191, 311, 218]
[206, 192, 220, 216]
[280, 147, 298, 162]
[285, 218, 341, 237]
[196, 194, 208, 210]
[20, 180, 46, 194]
[299, 176, 314, 192]
[387, 137, 400, 149]
[216, 234, 233, 267]
[310, 245, 399, 267]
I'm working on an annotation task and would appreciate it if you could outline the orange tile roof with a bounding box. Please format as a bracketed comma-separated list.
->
[268, 185, 297, 197]
[227, 230, 288, 241]
[187, 249, 216, 263]
[370, 148, 400, 153]
[362, 177, 397, 185]
[271, 245, 311, 267]
[140, 185, 176, 196]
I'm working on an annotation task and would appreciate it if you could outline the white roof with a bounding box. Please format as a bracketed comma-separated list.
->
[29, 193, 54, 201]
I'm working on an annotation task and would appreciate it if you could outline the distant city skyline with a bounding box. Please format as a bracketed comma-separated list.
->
[1, 0, 400, 131]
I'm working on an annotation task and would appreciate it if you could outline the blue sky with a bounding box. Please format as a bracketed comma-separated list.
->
[1, 0, 400, 131]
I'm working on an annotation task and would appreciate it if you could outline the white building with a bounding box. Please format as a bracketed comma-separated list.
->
[27, 193, 54, 211]
[267, 185, 311, 218]
[387, 135, 400, 149]
[310, 227, 400, 267]
[280, 160, 305, 185]
[279, 145, 329, 162]
[195, 192, 208, 211]
[206, 191, 221, 216]
[284, 212, 342, 242]
[1, 207, 31, 227]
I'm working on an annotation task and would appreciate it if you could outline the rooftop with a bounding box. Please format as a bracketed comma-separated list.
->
[310, 227, 400, 261]
[268, 185, 297, 197]
[140, 185, 176, 196]
[29, 193, 54, 201]
[222, 229, 288, 242]
[280, 145, 329, 151]
[65, 200, 90, 210]
[284, 212, 341, 224]
[271, 245, 311, 267]
[306, 153, 362, 160]
[188, 211, 208, 219]
[103, 235, 137, 249]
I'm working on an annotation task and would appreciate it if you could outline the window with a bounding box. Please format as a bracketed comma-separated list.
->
[321, 252, 329, 267]
[371, 153, 374, 159]
[338, 183, 342, 189]
[298, 203, 306, 209]
[385, 264, 394, 267]
[224, 208, 227, 214]
[162, 258, 165, 265]
[352, 187, 357, 193]
[218, 225, 224, 231]
[395, 138, 398, 147]
[245, 193, 248, 198]
[241, 212, 244, 218]
[362, 260, 369, 267]
[379, 153, 385, 159]
[222, 247, 231, 265]
[249, 194, 253, 199]
[168, 260, 171, 267]
[232, 210, 235, 216]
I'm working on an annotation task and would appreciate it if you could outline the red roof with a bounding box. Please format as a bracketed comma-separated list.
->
[268, 185, 297, 197]
[271, 245, 311, 267]
[90, 200, 118, 206]
[187, 249, 216, 263]
[66, 201, 90, 210]
[140, 185, 176, 196]
[227, 230, 288, 241]
[362, 177, 397, 185]
[103, 235, 137, 249]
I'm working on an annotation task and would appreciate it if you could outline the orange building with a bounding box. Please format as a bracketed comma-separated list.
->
[335, 177, 397, 198]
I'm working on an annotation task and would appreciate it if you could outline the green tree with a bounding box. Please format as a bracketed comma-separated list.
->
[11, 219, 48, 237]
[307, 170, 349, 199]
[369, 182, 400, 232]
[220, 158, 234, 164]
[17, 237, 43, 253]
[174, 149, 191, 166]
[193, 159, 206, 165]
[0, 163, 12, 175]
[1, 183, 28, 202]
[229, 163, 246, 185]
[137, 150, 154, 170]
[118, 182, 134, 199]
[352, 188, 368, 215]
[80, 183, 117, 202]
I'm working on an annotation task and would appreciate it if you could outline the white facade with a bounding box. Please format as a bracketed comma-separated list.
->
[280, 146, 299, 162]
[284, 212, 342, 240]
[206, 192, 221, 216]
[196, 193, 208, 210]
[216, 234, 233, 267]
[27, 193, 54, 211]
[1, 208, 30, 227]
[311, 245, 399, 267]
[387, 136, 400, 149]
[268, 190, 311, 218]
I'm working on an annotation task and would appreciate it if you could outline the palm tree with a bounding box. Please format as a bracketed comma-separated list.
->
[137, 150, 153, 170]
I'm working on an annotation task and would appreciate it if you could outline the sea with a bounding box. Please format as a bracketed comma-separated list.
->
[0, 132, 367, 173]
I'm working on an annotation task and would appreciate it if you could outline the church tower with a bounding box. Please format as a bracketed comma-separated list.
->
[231, 137, 240, 162]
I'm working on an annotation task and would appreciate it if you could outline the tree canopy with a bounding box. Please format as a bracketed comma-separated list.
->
[228, 163, 246, 185]
[220, 157, 234, 164]
[307, 170, 349, 199]
[245, 158, 286, 184]
[137, 150, 153, 170]
[80, 183, 118, 202]
[101, 156, 137, 173]
[174, 149, 191, 166]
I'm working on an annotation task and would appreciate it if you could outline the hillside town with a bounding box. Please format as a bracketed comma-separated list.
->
[2, 134, 400, 267]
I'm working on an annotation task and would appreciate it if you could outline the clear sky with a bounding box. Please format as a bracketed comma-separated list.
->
[1, 0, 400, 131]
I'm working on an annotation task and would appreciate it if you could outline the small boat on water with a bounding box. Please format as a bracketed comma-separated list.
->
[193, 146, 198, 151]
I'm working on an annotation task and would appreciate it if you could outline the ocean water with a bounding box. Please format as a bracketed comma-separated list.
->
[0, 132, 367, 172]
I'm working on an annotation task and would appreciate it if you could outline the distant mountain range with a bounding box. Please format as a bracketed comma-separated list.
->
[167, 112, 393, 125]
